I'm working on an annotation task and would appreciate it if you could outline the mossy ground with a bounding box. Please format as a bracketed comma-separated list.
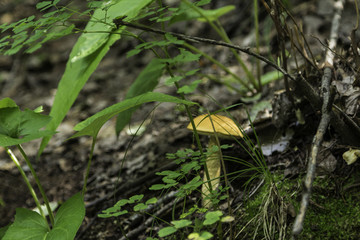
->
[236, 171, 360, 239]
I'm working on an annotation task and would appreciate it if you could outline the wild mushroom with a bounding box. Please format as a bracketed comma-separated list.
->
[187, 114, 243, 207]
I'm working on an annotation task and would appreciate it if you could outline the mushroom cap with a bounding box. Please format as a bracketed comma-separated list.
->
[187, 114, 243, 138]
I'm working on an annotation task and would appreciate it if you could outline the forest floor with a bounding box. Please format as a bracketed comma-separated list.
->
[1, 0, 360, 239]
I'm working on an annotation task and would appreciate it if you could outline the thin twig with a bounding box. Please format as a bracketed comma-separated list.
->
[113, 19, 294, 81]
[292, 0, 345, 237]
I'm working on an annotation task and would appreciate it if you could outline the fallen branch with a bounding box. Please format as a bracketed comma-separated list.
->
[292, 0, 345, 237]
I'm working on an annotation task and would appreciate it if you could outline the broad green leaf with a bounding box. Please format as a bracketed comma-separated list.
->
[71, 0, 153, 62]
[2, 208, 48, 240]
[70, 92, 196, 139]
[46, 192, 85, 240]
[0, 99, 54, 147]
[169, 3, 235, 25]
[0, 224, 9, 238]
[39, 0, 154, 156]
[115, 58, 165, 135]
[0, 131, 55, 147]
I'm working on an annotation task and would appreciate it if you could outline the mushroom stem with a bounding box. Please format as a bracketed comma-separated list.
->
[202, 135, 221, 207]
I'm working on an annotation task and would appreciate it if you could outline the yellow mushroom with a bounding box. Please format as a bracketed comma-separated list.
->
[187, 114, 242, 207]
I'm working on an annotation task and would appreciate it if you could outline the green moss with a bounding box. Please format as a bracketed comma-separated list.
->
[299, 176, 360, 239]
[236, 171, 360, 239]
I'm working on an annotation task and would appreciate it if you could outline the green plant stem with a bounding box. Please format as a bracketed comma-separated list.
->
[181, 0, 257, 90]
[183, 42, 254, 93]
[17, 144, 55, 226]
[157, 23, 213, 193]
[5, 147, 50, 230]
[199, 73, 243, 94]
[254, 0, 262, 91]
[82, 136, 96, 195]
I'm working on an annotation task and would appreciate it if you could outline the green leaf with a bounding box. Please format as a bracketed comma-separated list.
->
[98, 210, 128, 218]
[115, 199, 130, 207]
[36, 1, 53, 11]
[156, 170, 181, 179]
[171, 219, 192, 229]
[181, 161, 201, 174]
[163, 48, 201, 64]
[149, 184, 166, 190]
[46, 192, 85, 240]
[188, 231, 213, 240]
[203, 211, 223, 225]
[0, 224, 9, 238]
[145, 197, 157, 205]
[158, 226, 177, 237]
[70, 92, 196, 139]
[182, 176, 202, 190]
[260, 71, 283, 85]
[129, 194, 144, 203]
[2, 208, 48, 240]
[0, 99, 54, 147]
[177, 80, 202, 94]
[115, 58, 165, 135]
[134, 203, 147, 211]
[169, 3, 235, 25]
[39, 0, 154, 156]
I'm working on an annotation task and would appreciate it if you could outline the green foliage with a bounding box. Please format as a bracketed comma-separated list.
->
[158, 210, 232, 239]
[0, 98, 54, 147]
[0, 1, 74, 55]
[70, 92, 196, 139]
[98, 194, 158, 218]
[2, 193, 85, 240]
[0, 0, 290, 238]
[169, 2, 235, 24]
[115, 58, 166, 135]
[39, 0, 154, 155]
